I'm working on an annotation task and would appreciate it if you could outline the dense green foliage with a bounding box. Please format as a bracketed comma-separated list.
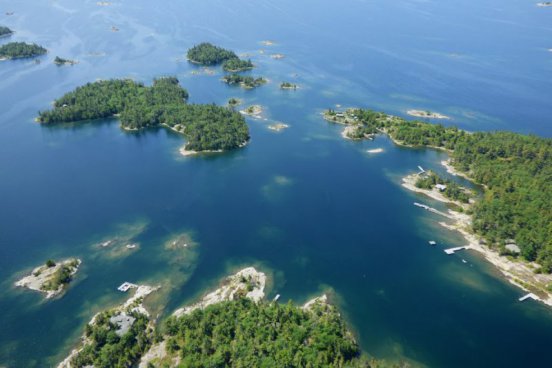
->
[222, 58, 253, 72]
[38, 78, 249, 152]
[0, 42, 46, 59]
[415, 172, 471, 203]
[41, 260, 79, 291]
[163, 298, 377, 368]
[0, 26, 13, 37]
[187, 43, 238, 65]
[222, 74, 266, 89]
[328, 108, 552, 271]
[72, 311, 152, 368]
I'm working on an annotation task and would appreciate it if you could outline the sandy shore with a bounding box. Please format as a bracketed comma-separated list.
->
[407, 109, 450, 119]
[402, 172, 552, 306]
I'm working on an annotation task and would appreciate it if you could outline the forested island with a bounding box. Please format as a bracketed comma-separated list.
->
[280, 81, 298, 90]
[0, 42, 47, 59]
[38, 77, 249, 153]
[187, 42, 254, 72]
[0, 25, 13, 37]
[324, 109, 552, 275]
[222, 74, 267, 89]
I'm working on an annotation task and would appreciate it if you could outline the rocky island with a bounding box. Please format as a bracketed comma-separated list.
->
[15, 258, 81, 299]
[325, 107, 552, 305]
[0, 42, 47, 60]
[37, 77, 250, 154]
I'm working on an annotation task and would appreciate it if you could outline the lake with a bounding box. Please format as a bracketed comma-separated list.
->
[0, 0, 551, 366]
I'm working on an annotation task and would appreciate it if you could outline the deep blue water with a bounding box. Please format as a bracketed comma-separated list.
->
[1, 0, 551, 367]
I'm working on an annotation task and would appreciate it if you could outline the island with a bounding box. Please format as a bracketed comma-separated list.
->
[139, 267, 380, 367]
[280, 81, 298, 90]
[222, 74, 267, 89]
[0, 25, 13, 37]
[324, 107, 552, 304]
[15, 258, 81, 299]
[537, 2, 552, 7]
[187, 42, 255, 72]
[37, 77, 250, 154]
[407, 109, 450, 120]
[0, 42, 47, 60]
[54, 56, 78, 66]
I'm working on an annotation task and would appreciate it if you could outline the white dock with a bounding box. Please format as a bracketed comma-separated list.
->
[414, 202, 453, 219]
[273, 294, 281, 302]
[519, 293, 539, 302]
[444, 246, 471, 255]
[117, 282, 138, 292]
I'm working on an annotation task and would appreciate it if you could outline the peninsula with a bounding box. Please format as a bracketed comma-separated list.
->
[37, 77, 250, 153]
[58, 284, 159, 368]
[140, 267, 379, 367]
[0, 25, 13, 37]
[187, 42, 254, 72]
[324, 107, 552, 304]
[15, 258, 81, 299]
[0, 42, 47, 59]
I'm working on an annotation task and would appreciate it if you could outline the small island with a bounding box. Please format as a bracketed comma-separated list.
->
[270, 53, 285, 59]
[280, 81, 298, 90]
[407, 109, 450, 119]
[37, 77, 250, 154]
[0, 25, 13, 37]
[15, 258, 81, 299]
[537, 2, 552, 7]
[222, 74, 266, 89]
[54, 56, 78, 66]
[0, 42, 47, 60]
[227, 97, 242, 107]
[187, 42, 255, 72]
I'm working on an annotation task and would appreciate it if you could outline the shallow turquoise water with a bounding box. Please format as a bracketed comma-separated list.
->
[1, 0, 551, 366]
